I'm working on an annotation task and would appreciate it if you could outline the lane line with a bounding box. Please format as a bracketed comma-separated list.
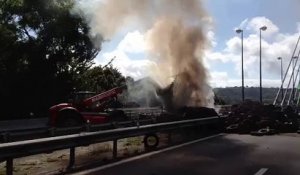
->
[254, 168, 268, 175]
[71, 134, 223, 175]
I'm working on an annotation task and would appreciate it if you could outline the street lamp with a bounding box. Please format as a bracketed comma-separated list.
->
[236, 29, 245, 102]
[277, 57, 283, 100]
[259, 26, 267, 103]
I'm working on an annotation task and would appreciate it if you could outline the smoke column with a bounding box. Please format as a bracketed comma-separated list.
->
[73, 0, 214, 108]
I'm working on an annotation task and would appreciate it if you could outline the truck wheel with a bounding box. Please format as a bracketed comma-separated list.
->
[56, 110, 84, 128]
[144, 133, 159, 150]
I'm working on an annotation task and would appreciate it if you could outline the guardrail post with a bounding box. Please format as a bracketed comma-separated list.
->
[6, 158, 13, 175]
[85, 122, 91, 132]
[67, 147, 75, 170]
[48, 128, 56, 137]
[113, 139, 118, 159]
[152, 115, 157, 123]
[111, 122, 118, 129]
[167, 132, 172, 144]
[136, 117, 140, 128]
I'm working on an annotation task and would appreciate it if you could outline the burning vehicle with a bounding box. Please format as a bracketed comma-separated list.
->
[49, 77, 220, 128]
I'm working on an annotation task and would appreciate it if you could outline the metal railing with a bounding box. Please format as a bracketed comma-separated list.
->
[274, 35, 300, 106]
[0, 116, 220, 175]
[0, 119, 149, 143]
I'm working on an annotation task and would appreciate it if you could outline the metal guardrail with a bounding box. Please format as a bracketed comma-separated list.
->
[0, 116, 220, 175]
[0, 118, 157, 143]
[0, 107, 164, 143]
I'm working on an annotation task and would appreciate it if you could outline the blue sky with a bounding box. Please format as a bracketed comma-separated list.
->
[93, 0, 300, 87]
[205, 0, 299, 48]
[203, 0, 300, 87]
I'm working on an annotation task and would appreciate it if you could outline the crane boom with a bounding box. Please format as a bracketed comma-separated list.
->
[83, 86, 124, 106]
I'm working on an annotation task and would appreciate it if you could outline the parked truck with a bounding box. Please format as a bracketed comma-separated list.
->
[49, 86, 126, 127]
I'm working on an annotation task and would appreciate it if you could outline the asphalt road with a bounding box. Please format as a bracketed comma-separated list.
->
[76, 134, 300, 175]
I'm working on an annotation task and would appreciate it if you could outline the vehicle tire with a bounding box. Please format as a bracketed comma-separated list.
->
[56, 110, 84, 128]
[144, 133, 159, 150]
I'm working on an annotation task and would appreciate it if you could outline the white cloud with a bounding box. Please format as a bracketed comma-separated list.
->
[96, 31, 155, 80]
[245, 16, 279, 37]
[209, 71, 229, 87]
[207, 30, 217, 47]
[117, 30, 146, 53]
[206, 17, 299, 81]
[98, 50, 155, 80]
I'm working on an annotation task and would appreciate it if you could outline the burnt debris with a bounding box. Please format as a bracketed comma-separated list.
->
[223, 100, 299, 135]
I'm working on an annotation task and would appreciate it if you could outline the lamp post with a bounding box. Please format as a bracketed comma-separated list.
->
[277, 57, 283, 100]
[236, 29, 244, 102]
[259, 26, 267, 103]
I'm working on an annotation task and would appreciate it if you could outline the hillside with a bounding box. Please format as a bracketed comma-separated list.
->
[214, 87, 280, 105]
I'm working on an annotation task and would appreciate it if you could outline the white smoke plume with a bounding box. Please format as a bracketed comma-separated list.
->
[73, 0, 214, 108]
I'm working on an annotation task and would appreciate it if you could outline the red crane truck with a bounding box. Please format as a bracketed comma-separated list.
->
[49, 86, 126, 127]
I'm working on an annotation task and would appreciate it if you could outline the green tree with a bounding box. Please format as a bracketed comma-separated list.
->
[76, 65, 126, 93]
[0, 0, 100, 119]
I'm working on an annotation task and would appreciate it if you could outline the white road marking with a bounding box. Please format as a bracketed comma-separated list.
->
[71, 134, 223, 175]
[254, 168, 268, 175]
